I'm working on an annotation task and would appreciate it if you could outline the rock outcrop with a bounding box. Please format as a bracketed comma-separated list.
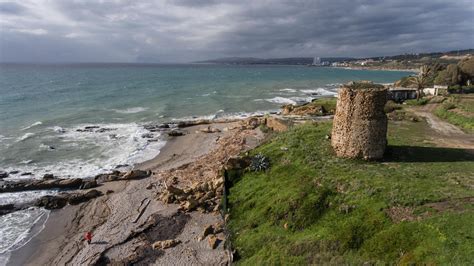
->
[331, 82, 388, 160]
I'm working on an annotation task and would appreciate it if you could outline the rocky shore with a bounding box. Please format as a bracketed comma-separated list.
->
[3, 104, 334, 265]
[5, 118, 266, 265]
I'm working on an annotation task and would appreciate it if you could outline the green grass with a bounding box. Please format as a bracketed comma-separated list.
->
[434, 99, 474, 132]
[228, 121, 474, 264]
[311, 98, 337, 113]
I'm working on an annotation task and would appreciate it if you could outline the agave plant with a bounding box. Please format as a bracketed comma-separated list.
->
[249, 154, 270, 172]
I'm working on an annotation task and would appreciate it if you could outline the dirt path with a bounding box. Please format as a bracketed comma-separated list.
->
[409, 104, 474, 150]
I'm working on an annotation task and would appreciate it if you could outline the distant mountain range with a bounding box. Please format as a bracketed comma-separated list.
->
[195, 49, 473, 65]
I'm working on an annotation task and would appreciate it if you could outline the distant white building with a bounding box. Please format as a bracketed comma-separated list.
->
[312, 57, 321, 66]
[424, 85, 448, 96]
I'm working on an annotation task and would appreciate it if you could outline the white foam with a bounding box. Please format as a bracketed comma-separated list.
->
[265, 97, 297, 105]
[0, 208, 49, 255]
[279, 88, 297, 93]
[0, 190, 58, 206]
[52, 126, 66, 133]
[300, 88, 338, 96]
[16, 133, 35, 142]
[5, 123, 166, 180]
[21, 121, 42, 131]
[113, 107, 148, 114]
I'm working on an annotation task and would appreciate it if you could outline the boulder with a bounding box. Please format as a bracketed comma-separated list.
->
[151, 239, 181, 250]
[121, 170, 150, 180]
[35, 195, 68, 209]
[42, 174, 55, 180]
[199, 224, 214, 241]
[265, 117, 292, 132]
[80, 179, 97, 189]
[168, 130, 185, 137]
[0, 171, 8, 179]
[57, 178, 83, 188]
[68, 189, 103, 205]
[225, 156, 251, 170]
[247, 117, 261, 129]
[180, 199, 198, 211]
[0, 204, 15, 215]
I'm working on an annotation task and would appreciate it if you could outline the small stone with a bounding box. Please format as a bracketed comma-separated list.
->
[199, 225, 214, 241]
[146, 183, 154, 190]
[152, 239, 181, 250]
[180, 199, 198, 211]
[106, 190, 114, 194]
[208, 235, 221, 249]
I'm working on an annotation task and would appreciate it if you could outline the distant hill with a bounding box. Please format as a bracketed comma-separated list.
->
[195, 49, 473, 65]
[195, 57, 355, 65]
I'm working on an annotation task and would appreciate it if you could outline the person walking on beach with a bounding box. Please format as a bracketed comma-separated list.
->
[84, 232, 92, 244]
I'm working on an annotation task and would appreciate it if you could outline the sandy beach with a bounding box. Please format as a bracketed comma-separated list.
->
[8, 120, 265, 265]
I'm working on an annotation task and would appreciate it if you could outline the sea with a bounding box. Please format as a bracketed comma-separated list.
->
[0, 63, 411, 263]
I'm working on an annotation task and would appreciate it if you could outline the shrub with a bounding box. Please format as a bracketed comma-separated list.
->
[384, 100, 402, 113]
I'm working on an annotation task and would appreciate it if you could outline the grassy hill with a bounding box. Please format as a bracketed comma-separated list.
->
[227, 119, 474, 264]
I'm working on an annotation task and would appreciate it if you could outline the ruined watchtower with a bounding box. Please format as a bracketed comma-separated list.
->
[331, 82, 388, 160]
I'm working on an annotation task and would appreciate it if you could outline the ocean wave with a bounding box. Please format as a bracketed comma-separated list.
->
[0, 208, 49, 254]
[113, 107, 148, 114]
[16, 133, 35, 142]
[21, 121, 42, 131]
[300, 88, 338, 96]
[265, 97, 297, 105]
[279, 88, 297, 93]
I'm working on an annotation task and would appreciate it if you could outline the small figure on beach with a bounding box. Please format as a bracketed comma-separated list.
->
[84, 232, 92, 244]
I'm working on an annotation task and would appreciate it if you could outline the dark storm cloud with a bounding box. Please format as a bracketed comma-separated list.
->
[0, 2, 25, 14]
[0, 0, 473, 62]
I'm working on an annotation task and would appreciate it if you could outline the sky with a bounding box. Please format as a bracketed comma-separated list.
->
[0, 0, 473, 63]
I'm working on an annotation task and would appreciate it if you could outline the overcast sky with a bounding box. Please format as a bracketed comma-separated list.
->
[0, 0, 473, 63]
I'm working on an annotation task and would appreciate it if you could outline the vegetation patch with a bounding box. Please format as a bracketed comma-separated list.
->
[434, 96, 474, 132]
[228, 121, 474, 264]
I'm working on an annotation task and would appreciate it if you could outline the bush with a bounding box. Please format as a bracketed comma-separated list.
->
[384, 100, 402, 113]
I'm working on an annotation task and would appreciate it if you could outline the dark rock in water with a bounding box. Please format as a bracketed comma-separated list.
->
[36, 189, 103, 209]
[109, 134, 117, 139]
[147, 139, 159, 143]
[20, 172, 33, 176]
[85, 126, 100, 130]
[168, 130, 185, 137]
[0, 204, 15, 215]
[141, 133, 154, 139]
[9, 170, 19, 175]
[0, 177, 84, 193]
[43, 174, 55, 180]
[158, 123, 170, 129]
[35, 195, 68, 210]
[96, 128, 115, 133]
[0, 171, 8, 179]
[115, 164, 129, 169]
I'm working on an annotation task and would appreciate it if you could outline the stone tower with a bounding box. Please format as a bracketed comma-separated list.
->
[331, 82, 388, 160]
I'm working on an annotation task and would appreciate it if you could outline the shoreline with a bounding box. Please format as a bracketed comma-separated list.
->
[7, 119, 265, 265]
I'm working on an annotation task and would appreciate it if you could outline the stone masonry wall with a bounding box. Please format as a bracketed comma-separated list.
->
[331, 84, 388, 160]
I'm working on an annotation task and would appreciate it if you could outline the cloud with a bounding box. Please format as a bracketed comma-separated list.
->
[0, 0, 473, 62]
